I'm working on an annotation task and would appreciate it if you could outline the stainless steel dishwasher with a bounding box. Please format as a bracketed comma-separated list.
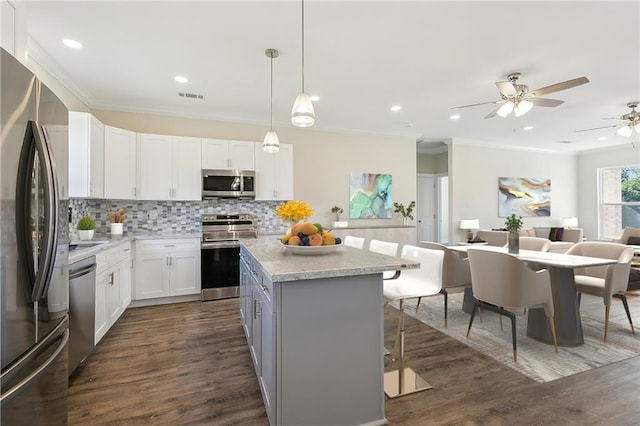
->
[68, 255, 97, 375]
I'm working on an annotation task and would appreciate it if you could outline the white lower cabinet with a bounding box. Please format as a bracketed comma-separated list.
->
[95, 241, 131, 344]
[134, 238, 200, 300]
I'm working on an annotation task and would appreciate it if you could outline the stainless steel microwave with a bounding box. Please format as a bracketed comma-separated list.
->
[202, 169, 255, 199]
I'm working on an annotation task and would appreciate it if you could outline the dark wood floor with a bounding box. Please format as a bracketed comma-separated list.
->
[68, 298, 640, 425]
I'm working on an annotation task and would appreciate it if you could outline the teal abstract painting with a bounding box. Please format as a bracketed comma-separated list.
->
[349, 173, 393, 219]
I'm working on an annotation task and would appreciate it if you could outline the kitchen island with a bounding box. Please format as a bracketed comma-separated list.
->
[239, 238, 418, 426]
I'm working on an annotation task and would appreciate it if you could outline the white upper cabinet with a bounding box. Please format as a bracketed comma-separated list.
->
[104, 125, 137, 200]
[201, 139, 255, 171]
[68, 112, 104, 198]
[172, 136, 202, 200]
[138, 133, 201, 201]
[254, 143, 294, 201]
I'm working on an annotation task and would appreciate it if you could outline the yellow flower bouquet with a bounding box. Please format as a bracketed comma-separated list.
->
[275, 200, 314, 224]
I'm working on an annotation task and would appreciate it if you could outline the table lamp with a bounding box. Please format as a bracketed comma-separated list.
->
[562, 217, 579, 228]
[460, 219, 480, 241]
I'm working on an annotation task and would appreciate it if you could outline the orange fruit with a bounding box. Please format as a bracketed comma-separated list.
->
[288, 235, 301, 246]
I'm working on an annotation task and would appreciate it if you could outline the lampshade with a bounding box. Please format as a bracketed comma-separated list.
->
[291, 93, 315, 127]
[514, 99, 533, 117]
[562, 217, 579, 228]
[263, 48, 280, 153]
[459, 219, 480, 230]
[263, 130, 280, 153]
[497, 101, 514, 118]
[291, 0, 316, 127]
[617, 125, 633, 137]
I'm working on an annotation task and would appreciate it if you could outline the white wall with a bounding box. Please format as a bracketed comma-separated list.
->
[93, 109, 417, 226]
[577, 144, 640, 240]
[449, 140, 578, 243]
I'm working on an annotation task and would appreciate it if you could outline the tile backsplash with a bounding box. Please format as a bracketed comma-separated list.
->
[68, 198, 287, 237]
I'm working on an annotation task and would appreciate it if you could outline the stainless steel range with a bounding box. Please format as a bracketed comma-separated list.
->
[201, 214, 258, 301]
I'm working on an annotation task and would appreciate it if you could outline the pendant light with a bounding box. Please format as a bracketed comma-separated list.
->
[263, 48, 280, 153]
[291, 0, 315, 127]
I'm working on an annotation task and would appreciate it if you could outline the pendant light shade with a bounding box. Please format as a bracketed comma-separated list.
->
[263, 130, 280, 153]
[634, 121, 640, 132]
[291, 0, 315, 127]
[263, 48, 280, 153]
[291, 93, 315, 127]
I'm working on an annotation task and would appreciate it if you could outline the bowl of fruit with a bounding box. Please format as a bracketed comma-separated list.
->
[279, 221, 343, 255]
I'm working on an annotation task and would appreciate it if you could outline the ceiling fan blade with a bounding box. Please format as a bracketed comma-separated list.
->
[574, 124, 618, 133]
[496, 81, 517, 97]
[529, 76, 590, 96]
[529, 98, 564, 107]
[451, 100, 500, 109]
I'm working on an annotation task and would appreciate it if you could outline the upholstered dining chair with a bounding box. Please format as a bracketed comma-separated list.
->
[466, 249, 558, 362]
[369, 239, 399, 279]
[565, 241, 635, 341]
[383, 245, 444, 398]
[416, 242, 472, 327]
[516, 236, 552, 252]
[344, 235, 365, 249]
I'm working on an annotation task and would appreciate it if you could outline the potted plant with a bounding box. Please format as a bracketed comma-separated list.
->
[393, 201, 416, 226]
[505, 213, 523, 253]
[77, 216, 96, 240]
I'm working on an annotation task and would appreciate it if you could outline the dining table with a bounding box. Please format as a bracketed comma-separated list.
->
[448, 245, 618, 347]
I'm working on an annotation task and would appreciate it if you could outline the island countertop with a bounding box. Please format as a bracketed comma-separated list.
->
[240, 237, 419, 282]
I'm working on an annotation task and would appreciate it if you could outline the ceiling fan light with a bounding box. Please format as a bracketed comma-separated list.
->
[617, 125, 633, 137]
[514, 100, 533, 117]
[634, 121, 640, 133]
[291, 93, 315, 127]
[263, 130, 280, 153]
[497, 101, 514, 118]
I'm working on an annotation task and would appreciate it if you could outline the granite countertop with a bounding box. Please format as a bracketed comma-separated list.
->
[241, 237, 419, 282]
[69, 231, 202, 263]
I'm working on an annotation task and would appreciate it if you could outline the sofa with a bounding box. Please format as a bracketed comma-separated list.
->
[476, 227, 583, 253]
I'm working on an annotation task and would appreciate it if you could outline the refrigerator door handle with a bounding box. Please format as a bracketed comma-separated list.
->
[15, 120, 59, 303]
[0, 328, 69, 405]
[33, 121, 59, 302]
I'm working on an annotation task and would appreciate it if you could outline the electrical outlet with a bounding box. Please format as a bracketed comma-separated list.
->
[148, 210, 158, 220]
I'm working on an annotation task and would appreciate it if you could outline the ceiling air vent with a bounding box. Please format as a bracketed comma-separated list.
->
[178, 92, 205, 100]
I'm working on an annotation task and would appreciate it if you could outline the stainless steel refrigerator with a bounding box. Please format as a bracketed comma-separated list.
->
[1, 47, 70, 425]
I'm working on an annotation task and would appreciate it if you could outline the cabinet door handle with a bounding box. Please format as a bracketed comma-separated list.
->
[169, 256, 172, 266]
[253, 298, 261, 319]
[166, 256, 169, 266]
[109, 272, 114, 286]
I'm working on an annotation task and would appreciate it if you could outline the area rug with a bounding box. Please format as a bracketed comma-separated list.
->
[396, 291, 640, 383]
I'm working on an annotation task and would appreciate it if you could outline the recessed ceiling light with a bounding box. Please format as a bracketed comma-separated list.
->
[450, 114, 461, 120]
[62, 39, 82, 49]
[309, 95, 320, 102]
[391, 105, 402, 112]
[598, 136, 608, 141]
[559, 140, 573, 144]
[523, 125, 534, 131]
[174, 76, 189, 83]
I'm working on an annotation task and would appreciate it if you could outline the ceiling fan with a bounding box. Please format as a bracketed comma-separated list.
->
[574, 102, 640, 137]
[452, 72, 590, 119]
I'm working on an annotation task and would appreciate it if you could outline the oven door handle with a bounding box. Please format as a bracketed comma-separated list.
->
[201, 241, 240, 249]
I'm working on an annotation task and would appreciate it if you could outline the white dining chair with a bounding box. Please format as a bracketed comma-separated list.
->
[344, 235, 365, 249]
[369, 239, 399, 279]
[382, 245, 444, 398]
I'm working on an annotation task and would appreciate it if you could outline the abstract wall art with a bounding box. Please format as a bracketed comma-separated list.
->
[498, 177, 551, 217]
[349, 172, 393, 219]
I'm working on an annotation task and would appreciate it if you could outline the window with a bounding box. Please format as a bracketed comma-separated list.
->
[599, 165, 640, 239]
